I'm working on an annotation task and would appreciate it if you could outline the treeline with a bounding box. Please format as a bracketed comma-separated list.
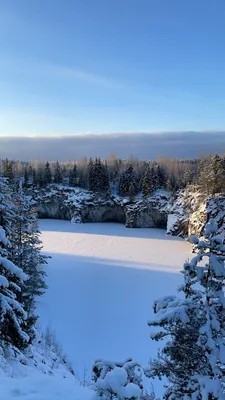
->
[1, 152, 225, 196]
[0, 177, 47, 354]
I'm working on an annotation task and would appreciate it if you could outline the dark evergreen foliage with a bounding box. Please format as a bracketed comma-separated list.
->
[69, 164, 77, 187]
[43, 162, 52, 186]
[53, 161, 62, 184]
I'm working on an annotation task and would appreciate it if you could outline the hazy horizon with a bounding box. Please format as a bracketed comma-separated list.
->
[1, 131, 225, 161]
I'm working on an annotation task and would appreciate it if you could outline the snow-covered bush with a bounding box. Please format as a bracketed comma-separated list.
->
[147, 218, 225, 399]
[92, 358, 143, 400]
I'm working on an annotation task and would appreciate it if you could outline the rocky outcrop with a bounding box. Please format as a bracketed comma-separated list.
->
[34, 186, 169, 228]
[33, 185, 225, 237]
[166, 188, 208, 238]
[81, 202, 126, 223]
[204, 195, 225, 241]
[166, 188, 225, 241]
[37, 190, 72, 220]
[125, 195, 168, 228]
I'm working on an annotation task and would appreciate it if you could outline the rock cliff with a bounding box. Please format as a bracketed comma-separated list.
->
[34, 186, 169, 228]
[34, 185, 225, 239]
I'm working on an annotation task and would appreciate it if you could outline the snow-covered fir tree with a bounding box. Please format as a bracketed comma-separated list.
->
[0, 177, 16, 240]
[0, 178, 30, 351]
[10, 185, 48, 340]
[147, 218, 225, 399]
[0, 227, 29, 351]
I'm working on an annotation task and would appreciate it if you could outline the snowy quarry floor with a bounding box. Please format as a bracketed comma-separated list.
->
[35, 220, 191, 398]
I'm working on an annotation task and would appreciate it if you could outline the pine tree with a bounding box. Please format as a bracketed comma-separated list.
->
[69, 164, 77, 187]
[53, 161, 62, 184]
[147, 219, 225, 399]
[43, 162, 52, 186]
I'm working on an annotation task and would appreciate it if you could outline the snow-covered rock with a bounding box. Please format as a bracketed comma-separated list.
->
[34, 186, 170, 229]
[125, 194, 168, 228]
[33, 185, 225, 239]
[167, 187, 225, 242]
[166, 188, 207, 238]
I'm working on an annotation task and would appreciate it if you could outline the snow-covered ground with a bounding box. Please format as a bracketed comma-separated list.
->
[36, 220, 191, 397]
[0, 373, 92, 400]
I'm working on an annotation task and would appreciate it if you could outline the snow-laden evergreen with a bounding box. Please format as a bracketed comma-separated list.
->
[92, 358, 158, 400]
[10, 184, 48, 339]
[0, 178, 30, 352]
[147, 218, 225, 399]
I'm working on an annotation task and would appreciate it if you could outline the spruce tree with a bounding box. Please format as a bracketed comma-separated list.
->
[23, 166, 29, 187]
[129, 182, 136, 203]
[142, 168, 152, 198]
[0, 178, 29, 350]
[99, 160, 110, 193]
[147, 219, 225, 399]
[44, 161, 52, 186]
[0, 177, 15, 237]
[38, 170, 44, 188]
[3, 159, 14, 184]
[0, 229, 29, 350]
[10, 186, 48, 339]
[157, 164, 166, 188]
[88, 158, 95, 191]
[32, 169, 37, 186]
[69, 164, 77, 187]
[53, 161, 62, 184]
[118, 164, 136, 197]
[198, 154, 225, 195]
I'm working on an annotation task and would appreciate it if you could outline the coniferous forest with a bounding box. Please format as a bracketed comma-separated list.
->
[2, 153, 225, 197]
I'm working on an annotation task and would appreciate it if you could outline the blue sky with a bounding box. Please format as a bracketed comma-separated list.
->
[1, 0, 225, 135]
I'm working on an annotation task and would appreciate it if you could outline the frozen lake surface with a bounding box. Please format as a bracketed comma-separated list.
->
[38, 220, 191, 392]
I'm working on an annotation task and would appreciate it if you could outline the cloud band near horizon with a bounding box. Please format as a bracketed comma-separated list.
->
[0, 132, 224, 161]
